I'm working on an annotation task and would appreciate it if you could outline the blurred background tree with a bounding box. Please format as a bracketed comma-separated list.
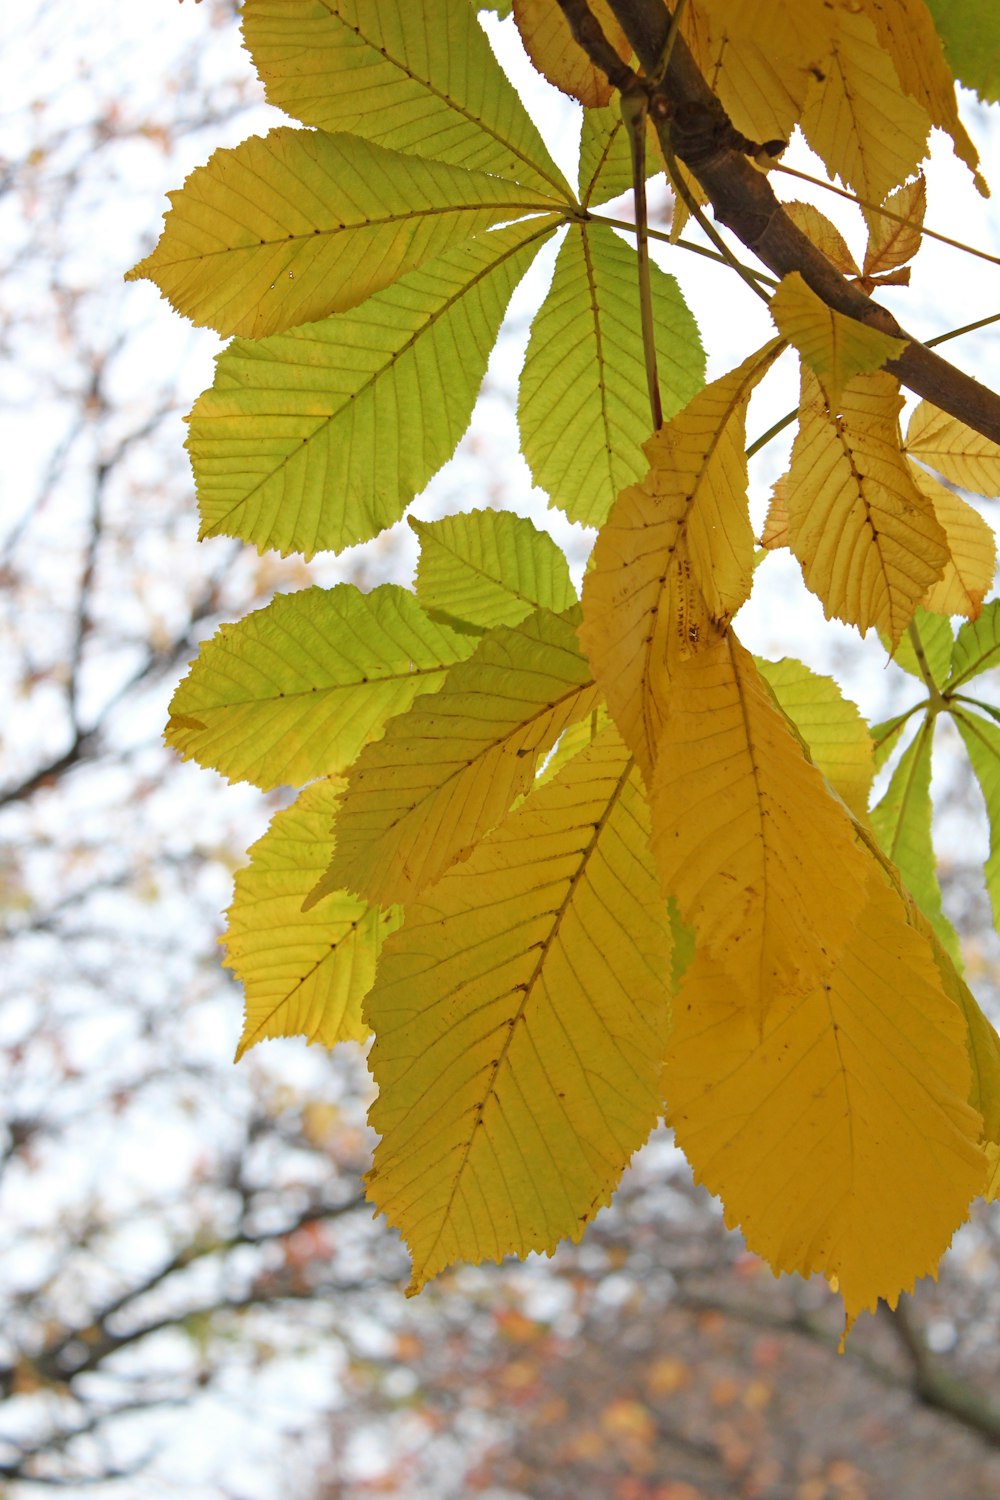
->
[2, 3, 1000, 1496]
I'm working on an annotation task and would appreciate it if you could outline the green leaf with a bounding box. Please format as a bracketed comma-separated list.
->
[166, 584, 475, 790]
[241, 0, 569, 198]
[578, 104, 659, 207]
[870, 720, 962, 964]
[886, 607, 954, 685]
[755, 656, 874, 820]
[126, 128, 561, 339]
[923, 0, 1000, 103]
[365, 724, 674, 1291]
[314, 607, 600, 905]
[225, 778, 402, 1059]
[953, 709, 1000, 933]
[870, 709, 917, 772]
[948, 599, 1000, 690]
[519, 222, 705, 527]
[411, 508, 576, 629]
[188, 220, 555, 559]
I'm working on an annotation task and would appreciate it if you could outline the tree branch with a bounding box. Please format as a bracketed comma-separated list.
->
[588, 0, 1000, 443]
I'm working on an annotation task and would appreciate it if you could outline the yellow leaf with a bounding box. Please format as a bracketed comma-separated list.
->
[801, 4, 931, 205]
[224, 779, 401, 1058]
[366, 725, 674, 1291]
[863, 174, 926, 278]
[680, 0, 833, 148]
[314, 607, 600, 906]
[770, 272, 907, 405]
[783, 201, 861, 277]
[761, 472, 790, 549]
[580, 344, 781, 778]
[783, 371, 949, 644]
[910, 464, 996, 619]
[664, 873, 985, 1333]
[858, 0, 987, 194]
[513, 0, 630, 108]
[649, 633, 869, 1026]
[906, 399, 1000, 497]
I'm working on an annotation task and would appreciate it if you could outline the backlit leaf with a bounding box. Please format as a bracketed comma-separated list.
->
[513, 0, 629, 108]
[783, 201, 861, 277]
[241, 0, 570, 198]
[755, 655, 874, 819]
[126, 129, 560, 339]
[412, 508, 576, 630]
[518, 221, 705, 529]
[905, 399, 1000, 497]
[859, 0, 986, 192]
[649, 633, 870, 1025]
[911, 466, 996, 620]
[225, 778, 401, 1058]
[578, 104, 660, 207]
[782, 371, 949, 644]
[800, 5, 931, 205]
[770, 271, 906, 406]
[870, 720, 961, 961]
[863, 174, 926, 277]
[953, 709, 1000, 932]
[188, 219, 555, 558]
[366, 725, 674, 1291]
[888, 606, 954, 684]
[313, 607, 600, 905]
[923, 922, 1000, 1186]
[923, 0, 1000, 105]
[166, 584, 474, 789]
[664, 874, 984, 1333]
[580, 344, 780, 777]
[947, 600, 1000, 688]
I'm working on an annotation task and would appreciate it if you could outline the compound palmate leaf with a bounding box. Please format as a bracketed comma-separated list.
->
[665, 875, 986, 1336]
[649, 633, 871, 1025]
[411, 509, 576, 630]
[241, 0, 570, 198]
[366, 724, 674, 1292]
[188, 219, 556, 557]
[225, 777, 401, 1058]
[519, 221, 705, 529]
[166, 584, 474, 789]
[754, 656, 874, 821]
[127, 128, 561, 339]
[315, 606, 600, 906]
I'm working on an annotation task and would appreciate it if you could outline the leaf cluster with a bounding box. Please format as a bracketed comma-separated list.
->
[129, 0, 1000, 1337]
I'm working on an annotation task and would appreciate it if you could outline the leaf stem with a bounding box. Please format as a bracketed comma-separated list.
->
[662, 136, 773, 305]
[588, 211, 778, 285]
[745, 405, 797, 459]
[906, 619, 945, 711]
[622, 86, 663, 428]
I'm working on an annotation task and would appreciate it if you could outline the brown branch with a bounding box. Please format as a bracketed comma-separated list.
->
[584, 0, 1000, 444]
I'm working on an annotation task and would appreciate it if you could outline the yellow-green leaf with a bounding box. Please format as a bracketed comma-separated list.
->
[770, 271, 906, 406]
[783, 201, 860, 278]
[649, 633, 870, 1025]
[126, 128, 559, 339]
[924, 0, 1000, 106]
[910, 465, 996, 620]
[664, 874, 985, 1334]
[800, 4, 931, 205]
[947, 600, 1000, 688]
[518, 221, 705, 529]
[870, 719, 961, 962]
[953, 708, 1000, 932]
[313, 607, 600, 906]
[783, 371, 949, 644]
[755, 655, 874, 819]
[888, 605, 954, 685]
[366, 724, 674, 1291]
[580, 344, 779, 777]
[241, 0, 571, 199]
[578, 105, 660, 208]
[188, 220, 555, 558]
[166, 585, 475, 789]
[906, 399, 1000, 497]
[225, 778, 401, 1058]
[411, 508, 576, 630]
